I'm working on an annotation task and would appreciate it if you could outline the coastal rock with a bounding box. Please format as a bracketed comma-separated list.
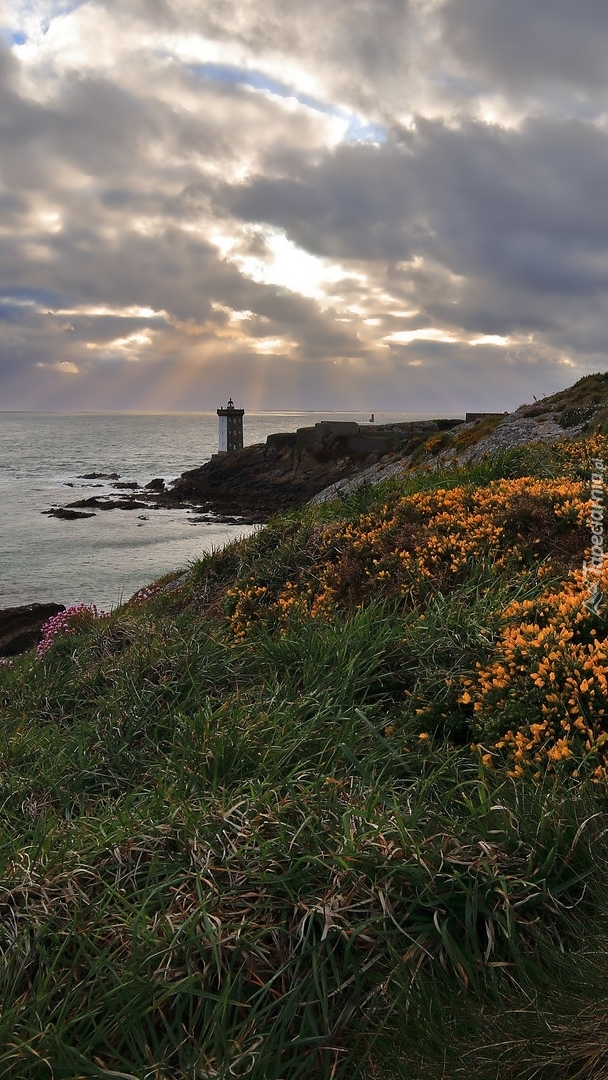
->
[78, 472, 120, 480]
[44, 507, 97, 520]
[66, 497, 150, 511]
[310, 457, 409, 505]
[458, 414, 576, 463]
[309, 411, 587, 504]
[0, 602, 65, 657]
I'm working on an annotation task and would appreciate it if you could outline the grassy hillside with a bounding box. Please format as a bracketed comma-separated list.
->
[398, 372, 608, 470]
[2, 432, 608, 1078]
[519, 371, 608, 429]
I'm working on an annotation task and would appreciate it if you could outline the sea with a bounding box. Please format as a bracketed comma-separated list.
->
[0, 411, 452, 612]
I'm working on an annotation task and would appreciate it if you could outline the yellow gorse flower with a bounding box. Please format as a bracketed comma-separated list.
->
[227, 473, 590, 636]
[460, 560, 608, 782]
[225, 444, 608, 783]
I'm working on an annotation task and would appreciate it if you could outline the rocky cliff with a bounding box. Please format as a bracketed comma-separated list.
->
[0, 603, 65, 657]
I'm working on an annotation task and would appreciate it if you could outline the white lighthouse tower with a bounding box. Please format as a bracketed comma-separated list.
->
[217, 398, 245, 453]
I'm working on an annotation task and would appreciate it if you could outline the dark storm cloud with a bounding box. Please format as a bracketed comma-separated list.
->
[222, 144, 417, 261]
[406, 117, 608, 352]
[441, 0, 608, 102]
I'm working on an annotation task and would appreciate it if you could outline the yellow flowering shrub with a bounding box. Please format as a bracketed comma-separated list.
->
[301, 477, 586, 620]
[559, 433, 608, 472]
[226, 476, 589, 637]
[224, 435, 608, 785]
[225, 580, 309, 641]
[461, 563, 608, 783]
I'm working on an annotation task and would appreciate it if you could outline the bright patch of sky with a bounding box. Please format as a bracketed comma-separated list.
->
[344, 115, 387, 144]
[190, 63, 332, 115]
[0, 294, 38, 308]
[235, 234, 337, 298]
[1, 0, 85, 38]
[1, 287, 68, 310]
[213, 227, 369, 303]
[384, 328, 461, 345]
[253, 337, 292, 354]
[85, 329, 154, 357]
[190, 61, 387, 144]
[470, 335, 508, 347]
[384, 329, 512, 348]
[51, 305, 165, 320]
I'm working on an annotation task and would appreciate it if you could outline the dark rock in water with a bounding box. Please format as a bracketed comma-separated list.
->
[78, 472, 120, 480]
[188, 512, 253, 525]
[0, 602, 65, 657]
[146, 478, 165, 491]
[66, 497, 111, 509]
[66, 497, 149, 511]
[113, 481, 140, 490]
[44, 507, 97, 519]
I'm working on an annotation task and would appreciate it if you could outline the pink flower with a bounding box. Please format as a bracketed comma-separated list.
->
[36, 604, 105, 658]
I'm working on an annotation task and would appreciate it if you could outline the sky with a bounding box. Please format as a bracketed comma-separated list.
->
[1, 0, 607, 412]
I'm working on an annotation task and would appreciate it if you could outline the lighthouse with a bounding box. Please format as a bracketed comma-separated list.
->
[217, 398, 244, 453]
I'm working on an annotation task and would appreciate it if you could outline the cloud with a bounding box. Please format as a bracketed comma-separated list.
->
[220, 112, 608, 353]
[440, 0, 608, 108]
[222, 144, 417, 261]
[0, 0, 607, 410]
[99, 0, 416, 119]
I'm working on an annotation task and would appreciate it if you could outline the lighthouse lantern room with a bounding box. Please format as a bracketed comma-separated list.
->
[217, 398, 245, 453]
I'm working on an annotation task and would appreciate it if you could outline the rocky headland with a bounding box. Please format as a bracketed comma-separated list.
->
[6, 372, 606, 658]
[38, 373, 608, 525]
[138, 375, 608, 516]
[156, 418, 465, 520]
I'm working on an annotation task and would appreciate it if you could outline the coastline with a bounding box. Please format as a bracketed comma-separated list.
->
[3, 383, 597, 652]
[1, 410, 428, 612]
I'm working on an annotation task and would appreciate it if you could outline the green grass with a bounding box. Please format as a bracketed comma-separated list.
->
[520, 371, 608, 415]
[1, 442, 608, 1078]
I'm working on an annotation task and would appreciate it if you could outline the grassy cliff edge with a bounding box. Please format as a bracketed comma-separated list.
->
[3, 391, 608, 1077]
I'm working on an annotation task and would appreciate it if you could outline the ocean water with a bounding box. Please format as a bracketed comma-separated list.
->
[0, 410, 447, 611]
